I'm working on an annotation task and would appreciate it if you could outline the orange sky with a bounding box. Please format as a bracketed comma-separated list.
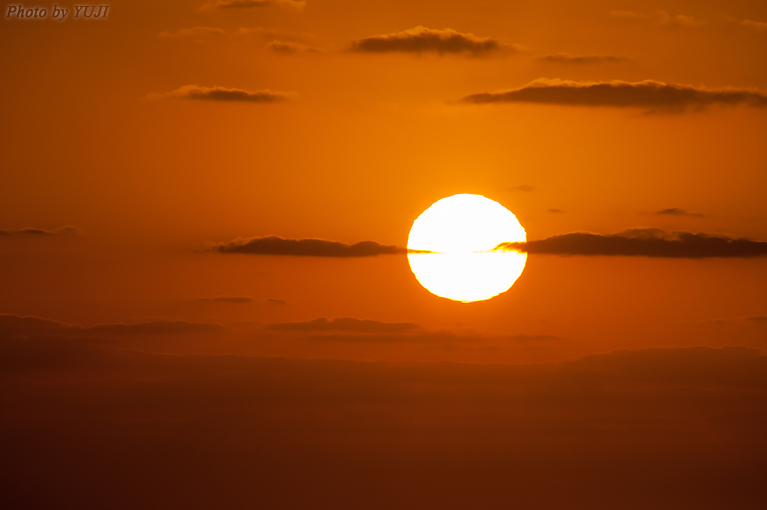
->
[2, 0, 767, 507]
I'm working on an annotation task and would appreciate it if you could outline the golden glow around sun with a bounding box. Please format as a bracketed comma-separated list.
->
[407, 194, 527, 303]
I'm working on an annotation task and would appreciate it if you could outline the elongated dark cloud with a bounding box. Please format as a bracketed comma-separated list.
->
[266, 317, 420, 333]
[457, 79, 767, 111]
[266, 298, 287, 306]
[196, 296, 253, 304]
[146, 85, 290, 103]
[350, 26, 520, 56]
[745, 316, 767, 324]
[212, 235, 407, 257]
[0, 314, 225, 339]
[498, 228, 767, 258]
[200, 0, 304, 10]
[538, 53, 625, 64]
[0, 225, 82, 236]
[654, 208, 704, 217]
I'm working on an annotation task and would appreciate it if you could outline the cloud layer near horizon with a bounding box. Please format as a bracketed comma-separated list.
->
[2, 315, 766, 509]
[211, 235, 407, 257]
[501, 228, 767, 258]
[350, 26, 518, 56]
[146, 85, 290, 103]
[458, 79, 767, 111]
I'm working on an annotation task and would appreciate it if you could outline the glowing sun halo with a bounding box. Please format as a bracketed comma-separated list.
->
[407, 194, 527, 302]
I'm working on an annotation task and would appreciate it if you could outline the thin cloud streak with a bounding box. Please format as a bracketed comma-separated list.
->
[0, 226, 82, 236]
[199, 0, 305, 10]
[654, 208, 704, 217]
[538, 53, 626, 64]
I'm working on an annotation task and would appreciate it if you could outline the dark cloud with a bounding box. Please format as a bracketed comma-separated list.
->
[745, 316, 767, 324]
[654, 208, 704, 217]
[196, 296, 253, 304]
[456, 79, 767, 112]
[146, 85, 291, 103]
[212, 235, 406, 257]
[538, 53, 626, 64]
[497, 228, 767, 258]
[547, 208, 565, 214]
[266, 298, 287, 306]
[0, 225, 82, 236]
[266, 317, 420, 334]
[200, 0, 304, 10]
[349, 26, 521, 56]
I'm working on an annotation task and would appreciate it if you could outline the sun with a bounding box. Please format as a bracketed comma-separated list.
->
[407, 194, 527, 302]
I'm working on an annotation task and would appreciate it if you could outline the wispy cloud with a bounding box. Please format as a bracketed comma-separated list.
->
[266, 317, 420, 333]
[159, 26, 315, 44]
[510, 185, 534, 192]
[610, 10, 705, 27]
[740, 19, 767, 31]
[537, 53, 626, 64]
[196, 296, 254, 304]
[267, 40, 321, 54]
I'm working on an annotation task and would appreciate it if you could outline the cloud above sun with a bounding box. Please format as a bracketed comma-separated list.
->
[146, 85, 291, 103]
[349, 26, 524, 56]
[457, 79, 767, 111]
[199, 0, 305, 10]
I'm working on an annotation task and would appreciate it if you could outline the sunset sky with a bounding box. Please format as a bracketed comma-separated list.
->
[2, 0, 767, 508]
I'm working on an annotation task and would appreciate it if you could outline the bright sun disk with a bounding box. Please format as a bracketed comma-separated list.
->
[407, 194, 527, 302]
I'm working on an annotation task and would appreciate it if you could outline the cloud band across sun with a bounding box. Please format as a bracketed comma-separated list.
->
[499, 228, 767, 258]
